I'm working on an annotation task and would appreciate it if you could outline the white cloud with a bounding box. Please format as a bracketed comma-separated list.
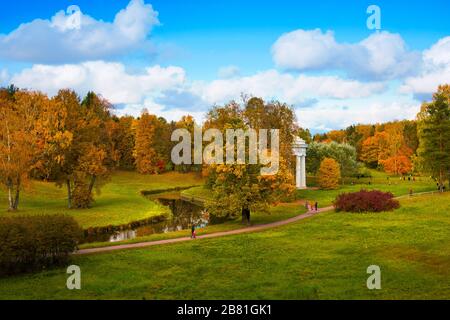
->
[272, 29, 338, 71]
[296, 100, 420, 132]
[272, 29, 421, 80]
[8, 59, 390, 128]
[217, 65, 241, 79]
[423, 36, 450, 66]
[11, 61, 185, 105]
[400, 36, 450, 98]
[116, 98, 205, 124]
[194, 69, 386, 105]
[0, 0, 159, 63]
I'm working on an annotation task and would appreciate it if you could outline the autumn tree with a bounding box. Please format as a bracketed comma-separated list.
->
[317, 157, 341, 190]
[70, 92, 115, 207]
[359, 125, 413, 175]
[359, 135, 380, 167]
[207, 156, 295, 224]
[417, 85, 450, 191]
[110, 115, 136, 170]
[297, 127, 312, 144]
[174, 115, 201, 173]
[380, 155, 412, 175]
[134, 110, 163, 174]
[153, 117, 173, 172]
[0, 89, 42, 211]
[205, 98, 297, 224]
[327, 130, 347, 143]
[38, 90, 114, 208]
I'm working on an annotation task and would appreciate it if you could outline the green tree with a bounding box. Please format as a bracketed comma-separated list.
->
[417, 85, 450, 191]
[306, 141, 358, 181]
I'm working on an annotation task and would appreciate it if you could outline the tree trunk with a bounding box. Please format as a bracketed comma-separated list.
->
[7, 178, 14, 211]
[88, 175, 97, 195]
[241, 207, 251, 225]
[5, 120, 14, 211]
[66, 179, 72, 209]
[12, 177, 20, 210]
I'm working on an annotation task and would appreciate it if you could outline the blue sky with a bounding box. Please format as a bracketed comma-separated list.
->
[0, 0, 449, 131]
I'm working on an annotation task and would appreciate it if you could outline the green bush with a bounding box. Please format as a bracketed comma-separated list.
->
[0, 215, 83, 276]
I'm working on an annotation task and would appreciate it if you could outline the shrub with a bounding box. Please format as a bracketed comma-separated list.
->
[334, 189, 400, 213]
[0, 215, 83, 276]
[317, 157, 341, 190]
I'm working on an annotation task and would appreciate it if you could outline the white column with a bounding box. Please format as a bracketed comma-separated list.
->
[301, 155, 306, 188]
[296, 155, 301, 189]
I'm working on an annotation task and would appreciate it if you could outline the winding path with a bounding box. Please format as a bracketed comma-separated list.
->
[76, 206, 334, 255]
[75, 190, 446, 255]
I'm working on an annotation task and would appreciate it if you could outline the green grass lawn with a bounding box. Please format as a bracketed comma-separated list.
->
[181, 185, 213, 202]
[1, 192, 449, 300]
[299, 171, 437, 208]
[0, 171, 204, 228]
[79, 202, 307, 249]
[183, 170, 437, 210]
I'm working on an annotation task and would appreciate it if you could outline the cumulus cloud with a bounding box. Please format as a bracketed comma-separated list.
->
[8, 59, 388, 125]
[194, 69, 386, 105]
[11, 61, 185, 105]
[296, 100, 420, 132]
[272, 29, 421, 80]
[0, 0, 159, 63]
[400, 36, 450, 99]
[10, 55, 386, 106]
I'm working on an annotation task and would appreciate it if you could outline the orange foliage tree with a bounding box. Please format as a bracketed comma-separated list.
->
[317, 157, 341, 190]
[134, 110, 160, 174]
[0, 88, 44, 211]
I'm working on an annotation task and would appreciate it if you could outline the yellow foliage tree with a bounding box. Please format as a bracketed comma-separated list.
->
[134, 110, 159, 174]
[317, 157, 341, 190]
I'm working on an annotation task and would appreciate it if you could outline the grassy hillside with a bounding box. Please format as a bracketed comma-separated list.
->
[1, 192, 449, 300]
[0, 171, 204, 228]
[299, 171, 437, 207]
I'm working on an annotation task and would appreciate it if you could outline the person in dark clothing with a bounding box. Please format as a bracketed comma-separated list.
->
[191, 225, 196, 239]
[314, 202, 318, 211]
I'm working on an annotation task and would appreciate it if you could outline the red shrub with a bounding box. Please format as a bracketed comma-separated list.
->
[333, 189, 400, 213]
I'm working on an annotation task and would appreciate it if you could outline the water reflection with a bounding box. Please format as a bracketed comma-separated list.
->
[84, 192, 212, 243]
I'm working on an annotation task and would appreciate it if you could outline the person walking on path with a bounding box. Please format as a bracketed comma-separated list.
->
[191, 225, 196, 239]
[314, 202, 318, 211]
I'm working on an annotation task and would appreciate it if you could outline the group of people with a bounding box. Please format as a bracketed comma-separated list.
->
[305, 201, 319, 212]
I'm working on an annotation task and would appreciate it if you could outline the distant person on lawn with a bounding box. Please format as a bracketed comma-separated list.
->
[315, 202, 318, 211]
[191, 225, 196, 239]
